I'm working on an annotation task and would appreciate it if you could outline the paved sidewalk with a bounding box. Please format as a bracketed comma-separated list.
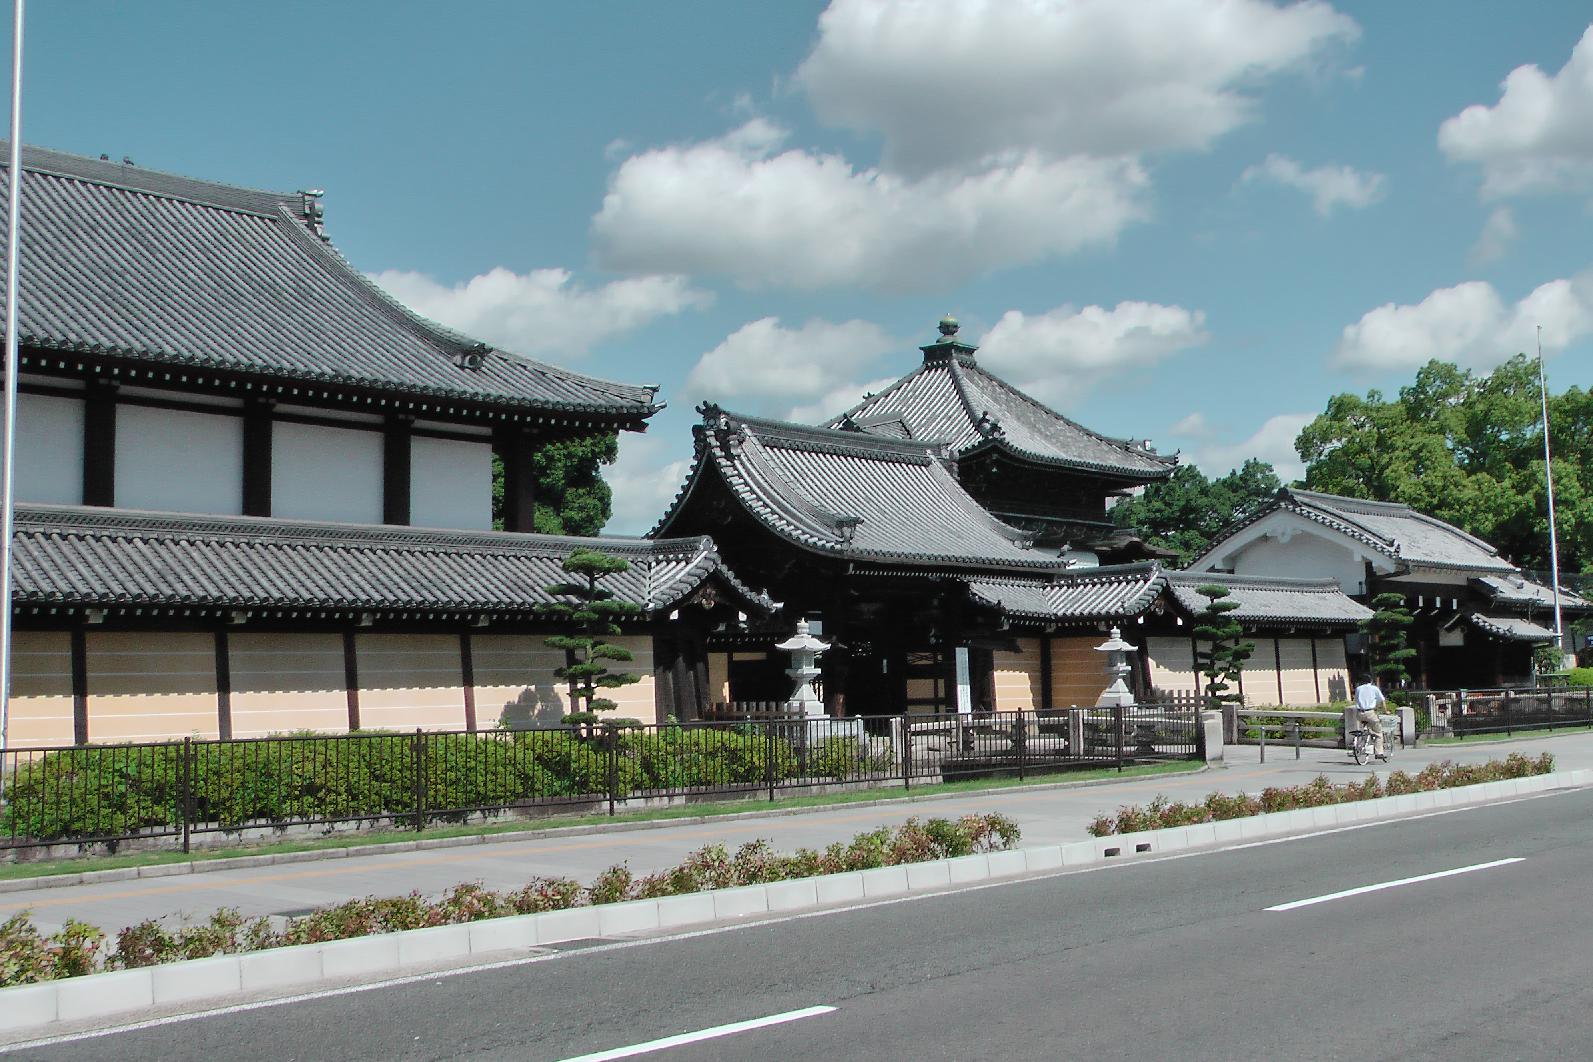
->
[3, 731, 1587, 933]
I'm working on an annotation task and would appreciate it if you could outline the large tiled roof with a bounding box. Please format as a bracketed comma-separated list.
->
[2, 145, 659, 422]
[1474, 574, 1591, 612]
[655, 406, 1058, 572]
[1465, 613, 1557, 643]
[1195, 488, 1518, 575]
[10, 505, 772, 619]
[1165, 571, 1373, 628]
[825, 321, 1175, 481]
[967, 564, 1166, 622]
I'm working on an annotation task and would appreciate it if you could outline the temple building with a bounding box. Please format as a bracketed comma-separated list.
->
[1189, 488, 1591, 689]
[1, 145, 768, 748]
[654, 322, 1372, 721]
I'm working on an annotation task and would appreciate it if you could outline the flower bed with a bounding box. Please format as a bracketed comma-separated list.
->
[0, 813, 1018, 986]
[1086, 753, 1554, 836]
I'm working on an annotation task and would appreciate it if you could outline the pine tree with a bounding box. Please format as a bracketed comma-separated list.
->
[542, 549, 642, 731]
[1361, 591, 1417, 699]
[1193, 584, 1255, 705]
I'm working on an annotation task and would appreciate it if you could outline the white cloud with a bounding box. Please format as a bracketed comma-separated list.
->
[1439, 26, 1593, 197]
[685, 316, 900, 417]
[797, 0, 1360, 175]
[786, 376, 902, 424]
[975, 300, 1209, 404]
[592, 121, 1148, 291]
[1333, 272, 1593, 371]
[605, 434, 693, 537]
[1240, 154, 1386, 215]
[1191, 412, 1313, 482]
[371, 267, 711, 358]
[1469, 207, 1519, 265]
[1170, 412, 1212, 438]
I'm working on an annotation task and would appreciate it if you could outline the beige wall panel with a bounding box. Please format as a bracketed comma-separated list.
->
[1146, 636, 1201, 696]
[992, 638, 1042, 711]
[9, 631, 75, 748]
[708, 652, 730, 707]
[472, 634, 573, 729]
[906, 677, 941, 713]
[604, 636, 656, 724]
[1050, 636, 1110, 708]
[86, 631, 219, 742]
[1277, 638, 1321, 706]
[1315, 638, 1353, 704]
[1239, 649, 1282, 708]
[228, 633, 350, 738]
[357, 633, 467, 731]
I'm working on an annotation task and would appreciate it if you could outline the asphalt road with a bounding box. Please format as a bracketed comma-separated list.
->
[7, 730, 1589, 935]
[12, 783, 1593, 1061]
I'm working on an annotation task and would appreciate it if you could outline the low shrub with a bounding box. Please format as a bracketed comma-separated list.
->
[1566, 667, 1593, 689]
[0, 813, 1021, 986]
[1087, 753, 1554, 836]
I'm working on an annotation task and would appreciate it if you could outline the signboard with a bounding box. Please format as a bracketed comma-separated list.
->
[955, 647, 971, 715]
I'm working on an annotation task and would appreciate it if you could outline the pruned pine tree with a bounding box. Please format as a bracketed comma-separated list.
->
[1193, 584, 1255, 706]
[1361, 592, 1417, 701]
[543, 548, 642, 732]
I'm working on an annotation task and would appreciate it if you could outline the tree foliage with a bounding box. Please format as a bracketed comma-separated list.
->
[1296, 356, 1593, 572]
[542, 548, 642, 730]
[1192, 584, 1255, 705]
[493, 433, 620, 536]
[1360, 592, 1416, 698]
[1111, 460, 1282, 565]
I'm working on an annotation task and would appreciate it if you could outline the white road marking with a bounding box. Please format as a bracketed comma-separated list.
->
[1266, 857, 1525, 911]
[553, 1005, 837, 1061]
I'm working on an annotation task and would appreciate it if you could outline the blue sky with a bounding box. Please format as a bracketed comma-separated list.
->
[19, 1, 1593, 532]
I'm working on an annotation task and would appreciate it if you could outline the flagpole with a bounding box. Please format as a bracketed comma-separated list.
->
[1536, 324, 1564, 661]
[0, 0, 23, 784]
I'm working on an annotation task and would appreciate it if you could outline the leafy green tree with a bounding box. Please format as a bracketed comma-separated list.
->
[1361, 592, 1417, 699]
[493, 433, 620, 536]
[1192, 584, 1255, 705]
[543, 548, 642, 730]
[1112, 460, 1281, 565]
[1296, 357, 1593, 573]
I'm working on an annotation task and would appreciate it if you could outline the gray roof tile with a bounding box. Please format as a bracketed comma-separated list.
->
[1473, 574, 1591, 612]
[1465, 613, 1557, 642]
[11, 505, 772, 618]
[1165, 571, 1372, 627]
[1278, 490, 1515, 573]
[3, 145, 659, 421]
[967, 563, 1166, 621]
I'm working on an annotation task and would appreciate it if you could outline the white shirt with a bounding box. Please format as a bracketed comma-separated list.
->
[1355, 682, 1386, 712]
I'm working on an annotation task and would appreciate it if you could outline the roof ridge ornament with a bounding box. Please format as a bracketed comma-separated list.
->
[919, 313, 978, 363]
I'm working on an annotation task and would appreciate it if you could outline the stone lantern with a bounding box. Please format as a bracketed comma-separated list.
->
[776, 619, 829, 720]
[1094, 626, 1138, 708]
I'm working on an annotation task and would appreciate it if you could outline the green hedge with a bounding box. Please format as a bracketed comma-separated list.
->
[1, 727, 900, 844]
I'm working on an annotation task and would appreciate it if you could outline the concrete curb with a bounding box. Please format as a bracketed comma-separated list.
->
[0, 764, 1207, 895]
[3, 767, 1585, 1038]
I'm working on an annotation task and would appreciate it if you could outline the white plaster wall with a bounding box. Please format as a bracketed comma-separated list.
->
[272, 420, 384, 524]
[116, 404, 243, 515]
[1226, 533, 1367, 595]
[15, 392, 83, 504]
[411, 435, 493, 530]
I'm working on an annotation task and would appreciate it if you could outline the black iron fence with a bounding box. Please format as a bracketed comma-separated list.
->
[0, 707, 1201, 856]
[1415, 685, 1593, 738]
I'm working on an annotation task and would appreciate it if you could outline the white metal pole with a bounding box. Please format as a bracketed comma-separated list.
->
[1536, 325, 1565, 659]
[0, 0, 22, 777]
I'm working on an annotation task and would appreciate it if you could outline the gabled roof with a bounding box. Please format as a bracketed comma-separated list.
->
[1474, 574, 1592, 612]
[2, 145, 660, 424]
[655, 405, 1059, 572]
[1165, 571, 1373, 628]
[1465, 613, 1557, 643]
[1195, 487, 1517, 575]
[825, 317, 1175, 481]
[10, 505, 773, 619]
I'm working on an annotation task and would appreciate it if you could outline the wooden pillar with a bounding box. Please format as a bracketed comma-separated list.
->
[460, 631, 477, 731]
[215, 630, 233, 741]
[497, 427, 537, 533]
[82, 379, 117, 507]
[343, 630, 361, 731]
[242, 398, 273, 517]
[70, 627, 89, 745]
[383, 416, 412, 526]
[671, 632, 697, 720]
[1274, 637, 1285, 705]
[1039, 635, 1054, 712]
[1310, 637, 1322, 703]
[689, 633, 710, 720]
[653, 629, 679, 722]
[825, 587, 849, 718]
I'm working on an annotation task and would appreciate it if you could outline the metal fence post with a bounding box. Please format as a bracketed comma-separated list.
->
[413, 729, 426, 832]
[1291, 719, 1301, 760]
[901, 717, 912, 791]
[766, 721, 776, 803]
[1258, 718, 1266, 764]
[1114, 705, 1124, 773]
[1505, 691, 1513, 737]
[606, 731, 617, 817]
[180, 736, 193, 854]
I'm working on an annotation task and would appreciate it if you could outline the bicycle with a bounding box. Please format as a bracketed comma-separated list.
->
[1348, 713, 1397, 765]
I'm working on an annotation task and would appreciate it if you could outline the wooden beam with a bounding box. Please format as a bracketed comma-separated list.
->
[343, 630, 361, 731]
[460, 632, 477, 731]
[497, 428, 537, 533]
[82, 380, 117, 507]
[1039, 635, 1054, 712]
[70, 628, 89, 745]
[1274, 636, 1284, 705]
[1310, 637, 1322, 703]
[215, 630, 233, 741]
[242, 398, 273, 517]
[383, 416, 412, 526]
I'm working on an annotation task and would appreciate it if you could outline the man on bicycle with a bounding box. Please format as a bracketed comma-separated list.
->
[1354, 674, 1388, 759]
